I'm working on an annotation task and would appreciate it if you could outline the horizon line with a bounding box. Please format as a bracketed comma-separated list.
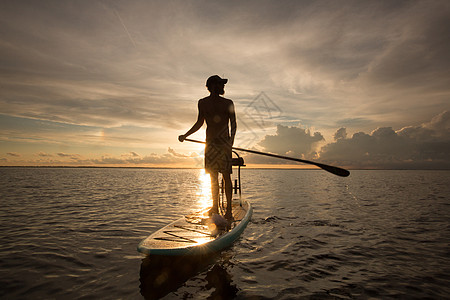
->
[1, 166, 449, 171]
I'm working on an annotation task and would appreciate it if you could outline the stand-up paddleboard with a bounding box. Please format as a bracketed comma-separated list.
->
[138, 151, 251, 255]
[137, 200, 252, 255]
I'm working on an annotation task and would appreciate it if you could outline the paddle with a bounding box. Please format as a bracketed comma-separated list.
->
[183, 138, 350, 177]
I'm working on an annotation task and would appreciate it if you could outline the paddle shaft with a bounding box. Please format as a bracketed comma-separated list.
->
[184, 138, 350, 177]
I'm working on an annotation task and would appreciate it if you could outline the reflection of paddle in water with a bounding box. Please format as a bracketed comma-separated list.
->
[139, 253, 237, 299]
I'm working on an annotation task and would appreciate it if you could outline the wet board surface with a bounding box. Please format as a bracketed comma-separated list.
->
[137, 200, 252, 255]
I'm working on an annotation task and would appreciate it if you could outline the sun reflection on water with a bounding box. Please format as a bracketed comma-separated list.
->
[197, 169, 212, 210]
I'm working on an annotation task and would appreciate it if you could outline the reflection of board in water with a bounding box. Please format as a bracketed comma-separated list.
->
[139, 253, 238, 300]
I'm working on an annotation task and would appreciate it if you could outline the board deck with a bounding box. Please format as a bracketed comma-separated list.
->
[137, 200, 252, 255]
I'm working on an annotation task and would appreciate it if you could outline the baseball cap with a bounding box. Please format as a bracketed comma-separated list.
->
[206, 75, 228, 87]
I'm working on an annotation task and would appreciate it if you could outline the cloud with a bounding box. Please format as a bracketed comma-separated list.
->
[168, 147, 199, 158]
[56, 153, 72, 157]
[121, 152, 140, 158]
[38, 152, 53, 157]
[6, 152, 21, 157]
[1, 0, 448, 134]
[362, 2, 450, 91]
[130, 152, 140, 157]
[319, 111, 450, 169]
[57, 153, 82, 161]
[82, 149, 201, 166]
[0, 1, 202, 129]
[258, 124, 324, 158]
[3, 148, 203, 167]
[421, 110, 450, 135]
[3, 110, 449, 170]
[334, 128, 347, 141]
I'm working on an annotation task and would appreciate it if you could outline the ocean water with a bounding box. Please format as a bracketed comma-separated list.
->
[0, 167, 449, 299]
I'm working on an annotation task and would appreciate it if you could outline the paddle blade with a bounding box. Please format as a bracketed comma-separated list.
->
[317, 163, 350, 177]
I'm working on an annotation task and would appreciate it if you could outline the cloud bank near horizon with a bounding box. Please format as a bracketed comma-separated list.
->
[320, 111, 450, 169]
[3, 111, 448, 169]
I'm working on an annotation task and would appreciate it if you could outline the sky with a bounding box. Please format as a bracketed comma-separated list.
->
[1, 0, 449, 169]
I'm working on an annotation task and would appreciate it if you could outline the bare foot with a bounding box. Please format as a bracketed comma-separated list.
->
[224, 210, 233, 220]
[208, 207, 219, 216]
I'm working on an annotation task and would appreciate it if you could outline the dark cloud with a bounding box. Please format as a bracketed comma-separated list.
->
[419, 110, 450, 135]
[320, 111, 450, 169]
[334, 128, 347, 141]
[6, 152, 20, 157]
[258, 124, 324, 158]
[363, 2, 450, 91]
[130, 152, 140, 157]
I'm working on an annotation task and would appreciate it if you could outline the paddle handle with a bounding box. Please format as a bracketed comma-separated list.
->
[183, 138, 350, 177]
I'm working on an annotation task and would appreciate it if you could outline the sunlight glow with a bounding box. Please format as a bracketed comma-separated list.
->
[196, 169, 212, 210]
